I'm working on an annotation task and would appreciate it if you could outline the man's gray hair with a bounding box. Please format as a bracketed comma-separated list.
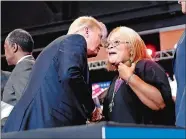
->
[6, 29, 34, 53]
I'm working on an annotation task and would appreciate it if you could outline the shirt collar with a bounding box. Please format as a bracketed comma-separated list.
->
[16, 55, 32, 64]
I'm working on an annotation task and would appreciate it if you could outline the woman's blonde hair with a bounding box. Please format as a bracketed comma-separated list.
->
[107, 26, 152, 71]
[67, 16, 102, 34]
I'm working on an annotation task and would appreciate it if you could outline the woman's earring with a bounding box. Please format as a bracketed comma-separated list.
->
[129, 59, 132, 65]
[129, 52, 134, 65]
[130, 51, 133, 56]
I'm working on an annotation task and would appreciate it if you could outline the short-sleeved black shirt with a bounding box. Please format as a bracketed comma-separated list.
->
[103, 59, 175, 126]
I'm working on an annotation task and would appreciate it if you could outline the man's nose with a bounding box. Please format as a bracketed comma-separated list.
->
[98, 44, 103, 48]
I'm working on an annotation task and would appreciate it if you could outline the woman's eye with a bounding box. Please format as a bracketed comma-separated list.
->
[114, 41, 120, 45]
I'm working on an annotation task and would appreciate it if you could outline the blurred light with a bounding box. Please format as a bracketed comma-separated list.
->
[146, 44, 156, 57]
[147, 48, 153, 56]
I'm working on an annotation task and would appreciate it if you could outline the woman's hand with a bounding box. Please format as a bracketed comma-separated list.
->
[118, 62, 165, 110]
[118, 62, 136, 81]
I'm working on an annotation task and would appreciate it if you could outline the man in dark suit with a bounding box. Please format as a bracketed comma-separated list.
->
[3, 16, 107, 132]
[174, 0, 186, 128]
[2, 29, 35, 106]
[1, 70, 11, 98]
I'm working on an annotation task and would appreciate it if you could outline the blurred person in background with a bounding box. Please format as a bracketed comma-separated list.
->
[174, 0, 186, 128]
[3, 16, 107, 132]
[1, 70, 11, 129]
[1, 70, 11, 98]
[2, 29, 35, 106]
[102, 26, 175, 126]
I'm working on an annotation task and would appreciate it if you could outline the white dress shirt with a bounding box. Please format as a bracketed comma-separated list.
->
[1, 101, 14, 120]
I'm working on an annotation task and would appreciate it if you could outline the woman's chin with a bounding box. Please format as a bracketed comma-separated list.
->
[109, 61, 119, 66]
[108, 60, 116, 64]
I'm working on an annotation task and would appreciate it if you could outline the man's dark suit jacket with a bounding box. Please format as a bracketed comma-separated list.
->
[174, 31, 186, 128]
[2, 34, 95, 132]
[2, 55, 35, 106]
[1, 70, 11, 98]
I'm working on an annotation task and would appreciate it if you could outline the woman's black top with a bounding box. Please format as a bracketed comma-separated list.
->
[103, 59, 175, 126]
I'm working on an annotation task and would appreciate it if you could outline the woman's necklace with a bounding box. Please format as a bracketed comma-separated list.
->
[109, 77, 124, 112]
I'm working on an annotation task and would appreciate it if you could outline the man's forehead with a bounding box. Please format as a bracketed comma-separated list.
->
[4, 39, 8, 44]
[92, 27, 103, 38]
[4, 39, 12, 46]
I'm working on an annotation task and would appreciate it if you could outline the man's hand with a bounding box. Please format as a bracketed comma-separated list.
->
[118, 62, 136, 81]
[91, 107, 104, 122]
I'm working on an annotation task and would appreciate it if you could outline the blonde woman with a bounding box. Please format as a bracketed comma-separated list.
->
[103, 26, 175, 125]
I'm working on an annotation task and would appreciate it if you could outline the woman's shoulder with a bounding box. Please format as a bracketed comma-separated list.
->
[137, 59, 154, 65]
[137, 59, 161, 68]
[135, 59, 165, 73]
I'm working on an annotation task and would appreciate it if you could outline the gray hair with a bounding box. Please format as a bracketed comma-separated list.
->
[6, 29, 34, 53]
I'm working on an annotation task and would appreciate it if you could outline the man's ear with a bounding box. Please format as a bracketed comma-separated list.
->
[12, 43, 18, 53]
[84, 27, 89, 38]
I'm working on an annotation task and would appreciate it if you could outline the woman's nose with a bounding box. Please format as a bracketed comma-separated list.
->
[107, 45, 114, 49]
